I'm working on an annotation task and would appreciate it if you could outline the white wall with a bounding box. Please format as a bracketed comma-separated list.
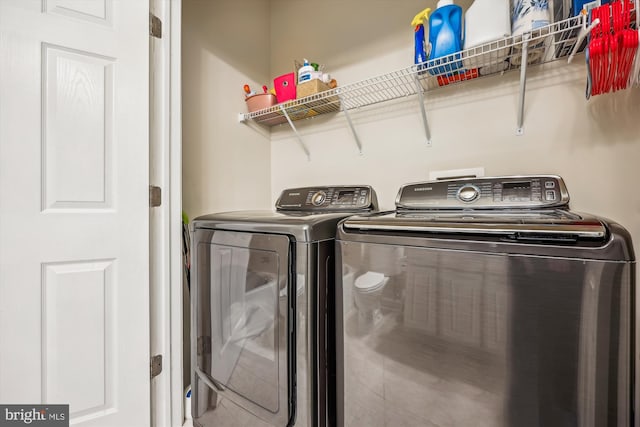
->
[269, 0, 640, 260]
[182, 0, 272, 220]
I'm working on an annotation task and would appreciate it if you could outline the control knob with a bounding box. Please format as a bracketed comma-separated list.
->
[457, 184, 480, 203]
[311, 191, 327, 206]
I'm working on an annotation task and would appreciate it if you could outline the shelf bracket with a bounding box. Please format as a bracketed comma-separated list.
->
[568, 13, 599, 64]
[280, 105, 311, 161]
[413, 75, 432, 146]
[338, 95, 363, 155]
[516, 33, 530, 136]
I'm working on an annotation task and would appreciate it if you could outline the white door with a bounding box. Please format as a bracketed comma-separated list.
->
[0, 0, 150, 426]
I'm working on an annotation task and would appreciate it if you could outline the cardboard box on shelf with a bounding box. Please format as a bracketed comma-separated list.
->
[296, 79, 332, 99]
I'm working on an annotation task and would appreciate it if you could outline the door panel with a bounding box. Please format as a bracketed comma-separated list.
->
[42, 44, 114, 210]
[337, 241, 633, 427]
[193, 229, 292, 426]
[209, 245, 280, 413]
[44, 0, 113, 25]
[42, 260, 115, 418]
[0, 1, 149, 425]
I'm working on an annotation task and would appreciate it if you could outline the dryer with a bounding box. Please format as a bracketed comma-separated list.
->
[336, 175, 635, 427]
[191, 185, 378, 427]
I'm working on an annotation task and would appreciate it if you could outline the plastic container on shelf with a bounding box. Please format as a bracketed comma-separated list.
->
[412, 7, 432, 65]
[462, 0, 511, 70]
[274, 72, 296, 103]
[511, 0, 551, 35]
[184, 385, 192, 420]
[428, 0, 464, 75]
[297, 59, 314, 84]
[245, 93, 277, 112]
[510, 0, 552, 65]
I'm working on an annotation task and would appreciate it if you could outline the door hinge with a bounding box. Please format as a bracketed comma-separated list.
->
[149, 185, 161, 207]
[150, 355, 162, 379]
[149, 13, 162, 38]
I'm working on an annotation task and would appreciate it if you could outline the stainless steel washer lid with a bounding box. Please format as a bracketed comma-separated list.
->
[342, 210, 607, 239]
[349, 175, 602, 240]
[338, 175, 635, 261]
[338, 211, 635, 261]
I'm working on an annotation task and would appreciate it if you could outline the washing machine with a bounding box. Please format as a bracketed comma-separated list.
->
[191, 185, 378, 427]
[336, 175, 635, 427]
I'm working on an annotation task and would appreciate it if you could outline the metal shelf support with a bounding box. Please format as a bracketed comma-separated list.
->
[339, 95, 363, 155]
[516, 33, 530, 136]
[414, 75, 432, 146]
[568, 13, 600, 64]
[280, 105, 311, 161]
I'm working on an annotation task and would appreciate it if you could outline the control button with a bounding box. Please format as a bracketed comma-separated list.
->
[545, 181, 556, 189]
[359, 196, 366, 204]
[545, 190, 556, 201]
[311, 191, 327, 206]
[457, 184, 480, 203]
[360, 190, 367, 196]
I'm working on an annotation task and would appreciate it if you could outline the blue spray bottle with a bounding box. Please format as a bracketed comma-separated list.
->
[411, 7, 432, 66]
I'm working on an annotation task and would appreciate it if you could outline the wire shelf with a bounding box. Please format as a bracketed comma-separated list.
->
[240, 15, 589, 127]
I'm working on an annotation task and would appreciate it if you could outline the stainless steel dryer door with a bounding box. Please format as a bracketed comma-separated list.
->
[193, 229, 294, 426]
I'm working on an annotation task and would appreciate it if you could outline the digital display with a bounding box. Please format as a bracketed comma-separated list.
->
[337, 190, 356, 203]
[502, 181, 531, 201]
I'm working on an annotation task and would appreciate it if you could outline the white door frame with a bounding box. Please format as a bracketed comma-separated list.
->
[167, 0, 184, 425]
[150, 0, 183, 425]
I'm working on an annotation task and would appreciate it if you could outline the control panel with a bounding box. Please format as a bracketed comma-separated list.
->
[276, 186, 378, 212]
[396, 176, 569, 210]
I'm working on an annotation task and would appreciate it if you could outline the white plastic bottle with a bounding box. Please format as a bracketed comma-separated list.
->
[464, 0, 510, 48]
[297, 59, 314, 84]
[184, 385, 192, 420]
[463, 0, 511, 70]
